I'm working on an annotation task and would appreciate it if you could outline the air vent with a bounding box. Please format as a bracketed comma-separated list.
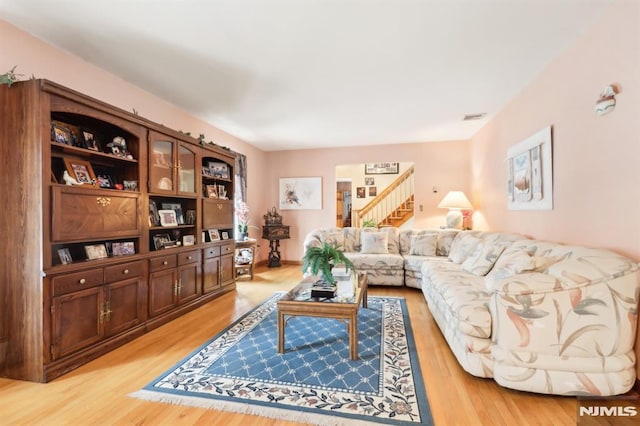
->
[463, 113, 486, 121]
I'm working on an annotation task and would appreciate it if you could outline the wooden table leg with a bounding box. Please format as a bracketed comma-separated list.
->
[277, 311, 285, 353]
[349, 313, 358, 360]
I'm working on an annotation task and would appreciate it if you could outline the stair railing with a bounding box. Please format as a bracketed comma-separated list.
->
[353, 166, 414, 227]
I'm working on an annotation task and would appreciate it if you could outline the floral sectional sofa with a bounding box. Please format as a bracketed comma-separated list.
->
[303, 227, 640, 396]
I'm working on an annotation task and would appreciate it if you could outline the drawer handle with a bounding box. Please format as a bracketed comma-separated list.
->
[163, 261, 168, 265]
[217, 204, 223, 210]
[96, 197, 111, 207]
[187, 255, 192, 260]
[123, 269, 129, 274]
[79, 278, 86, 285]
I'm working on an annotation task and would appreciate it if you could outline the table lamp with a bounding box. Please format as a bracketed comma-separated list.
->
[437, 191, 473, 229]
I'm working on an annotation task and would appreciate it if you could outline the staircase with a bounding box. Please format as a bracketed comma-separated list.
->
[354, 166, 414, 228]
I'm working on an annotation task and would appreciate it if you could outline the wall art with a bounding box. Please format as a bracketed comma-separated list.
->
[279, 177, 322, 210]
[507, 126, 553, 210]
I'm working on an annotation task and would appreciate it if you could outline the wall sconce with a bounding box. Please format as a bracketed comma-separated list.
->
[437, 191, 473, 229]
[595, 84, 620, 116]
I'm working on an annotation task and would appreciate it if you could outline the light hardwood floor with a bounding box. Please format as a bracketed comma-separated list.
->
[0, 265, 580, 425]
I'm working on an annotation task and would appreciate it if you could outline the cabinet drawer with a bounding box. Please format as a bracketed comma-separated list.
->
[150, 254, 177, 271]
[105, 261, 143, 283]
[221, 242, 235, 256]
[203, 246, 221, 259]
[51, 186, 141, 242]
[52, 269, 104, 296]
[179, 250, 200, 265]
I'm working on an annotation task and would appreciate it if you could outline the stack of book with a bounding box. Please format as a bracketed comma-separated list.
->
[310, 281, 337, 299]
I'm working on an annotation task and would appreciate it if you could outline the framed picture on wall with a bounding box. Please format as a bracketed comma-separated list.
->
[507, 126, 553, 210]
[364, 163, 399, 175]
[279, 177, 322, 210]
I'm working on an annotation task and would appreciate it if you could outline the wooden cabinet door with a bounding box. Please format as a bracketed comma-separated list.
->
[202, 256, 220, 293]
[178, 263, 200, 304]
[220, 254, 235, 286]
[51, 287, 104, 359]
[105, 278, 146, 336]
[148, 269, 177, 317]
[149, 134, 175, 194]
[177, 143, 197, 195]
[202, 199, 234, 229]
[51, 186, 140, 241]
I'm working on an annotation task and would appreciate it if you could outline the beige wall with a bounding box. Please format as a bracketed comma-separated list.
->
[468, 0, 640, 377]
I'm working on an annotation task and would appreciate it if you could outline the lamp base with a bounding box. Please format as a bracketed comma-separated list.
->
[445, 210, 463, 229]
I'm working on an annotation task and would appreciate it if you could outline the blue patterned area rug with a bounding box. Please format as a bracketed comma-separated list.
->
[130, 293, 433, 425]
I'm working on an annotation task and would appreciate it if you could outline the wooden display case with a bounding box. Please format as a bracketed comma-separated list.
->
[0, 79, 237, 382]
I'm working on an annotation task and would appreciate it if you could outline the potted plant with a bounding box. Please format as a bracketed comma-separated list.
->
[301, 242, 355, 285]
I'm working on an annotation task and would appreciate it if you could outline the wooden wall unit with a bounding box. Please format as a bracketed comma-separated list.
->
[0, 80, 237, 382]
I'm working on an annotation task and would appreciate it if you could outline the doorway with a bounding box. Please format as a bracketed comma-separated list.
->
[336, 180, 352, 227]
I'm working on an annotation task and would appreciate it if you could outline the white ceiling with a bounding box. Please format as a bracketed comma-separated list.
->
[1, 0, 612, 151]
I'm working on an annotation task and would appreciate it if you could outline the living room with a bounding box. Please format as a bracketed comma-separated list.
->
[0, 0, 638, 424]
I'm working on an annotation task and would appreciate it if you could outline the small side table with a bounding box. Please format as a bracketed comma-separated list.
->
[234, 238, 258, 280]
[262, 225, 290, 267]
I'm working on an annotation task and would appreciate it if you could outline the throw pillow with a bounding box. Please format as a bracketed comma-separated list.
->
[436, 230, 460, 256]
[462, 243, 506, 276]
[449, 234, 481, 264]
[409, 233, 438, 256]
[360, 231, 389, 254]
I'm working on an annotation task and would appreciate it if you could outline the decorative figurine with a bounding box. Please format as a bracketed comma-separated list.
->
[62, 170, 83, 186]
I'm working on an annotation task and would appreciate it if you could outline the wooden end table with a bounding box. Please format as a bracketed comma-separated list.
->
[277, 272, 367, 360]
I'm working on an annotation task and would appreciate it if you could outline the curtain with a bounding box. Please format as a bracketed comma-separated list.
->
[235, 152, 247, 203]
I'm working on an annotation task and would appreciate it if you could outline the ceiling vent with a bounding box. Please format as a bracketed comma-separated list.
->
[463, 113, 486, 121]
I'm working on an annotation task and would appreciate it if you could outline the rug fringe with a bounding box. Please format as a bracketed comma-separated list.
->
[129, 390, 365, 425]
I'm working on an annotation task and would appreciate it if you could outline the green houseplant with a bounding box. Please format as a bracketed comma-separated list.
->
[301, 242, 355, 285]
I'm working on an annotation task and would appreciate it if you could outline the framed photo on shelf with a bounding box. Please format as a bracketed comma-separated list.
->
[185, 209, 196, 225]
[158, 209, 178, 227]
[64, 158, 97, 185]
[206, 184, 218, 198]
[208, 162, 230, 179]
[123, 180, 138, 191]
[51, 121, 75, 145]
[208, 229, 220, 241]
[112, 241, 135, 256]
[85, 244, 108, 260]
[182, 235, 196, 246]
[80, 128, 100, 151]
[153, 234, 173, 250]
[221, 231, 229, 240]
[57, 248, 73, 265]
[202, 166, 213, 177]
[162, 203, 184, 225]
[96, 174, 115, 189]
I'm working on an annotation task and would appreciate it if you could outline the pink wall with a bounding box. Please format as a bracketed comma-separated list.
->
[0, 19, 269, 243]
[470, 0, 640, 261]
[265, 141, 470, 261]
[468, 0, 640, 377]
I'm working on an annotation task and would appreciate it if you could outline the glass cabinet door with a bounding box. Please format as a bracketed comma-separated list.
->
[149, 139, 174, 193]
[178, 144, 196, 194]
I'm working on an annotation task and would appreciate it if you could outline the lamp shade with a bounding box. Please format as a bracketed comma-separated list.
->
[437, 191, 473, 210]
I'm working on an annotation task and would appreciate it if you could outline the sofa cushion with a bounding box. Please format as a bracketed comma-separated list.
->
[425, 268, 492, 338]
[449, 233, 482, 264]
[344, 252, 404, 270]
[409, 233, 438, 256]
[461, 242, 506, 276]
[360, 231, 389, 254]
[320, 228, 345, 250]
